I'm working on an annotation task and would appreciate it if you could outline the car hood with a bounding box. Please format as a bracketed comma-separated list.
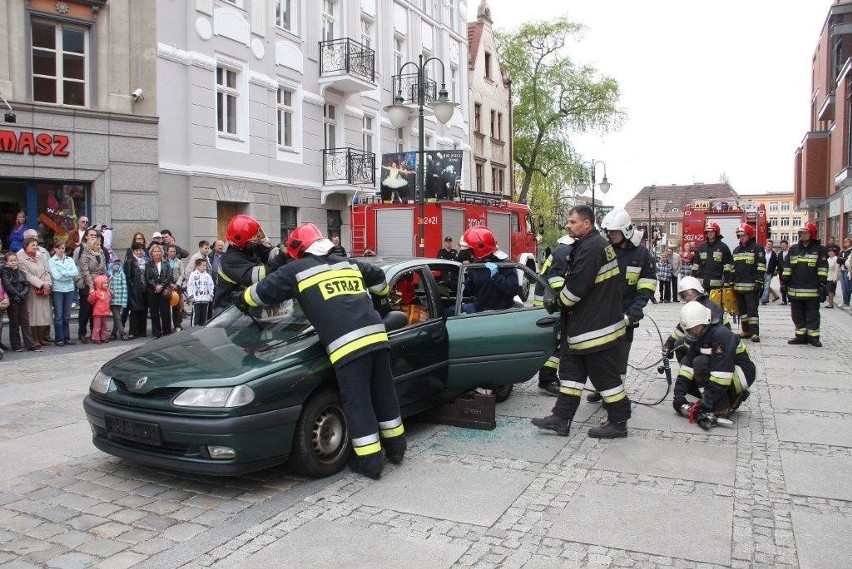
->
[101, 320, 326, 392]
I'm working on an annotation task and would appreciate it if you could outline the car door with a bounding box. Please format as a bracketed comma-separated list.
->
[384, 264, 450, 415]
[443, 262, 559, 390]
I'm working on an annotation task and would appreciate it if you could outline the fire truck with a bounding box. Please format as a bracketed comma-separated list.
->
[681, 199, 769, 253]
[350, 191, 539, 269]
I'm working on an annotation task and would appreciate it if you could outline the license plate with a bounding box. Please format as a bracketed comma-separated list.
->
[105, 415, 162, 446]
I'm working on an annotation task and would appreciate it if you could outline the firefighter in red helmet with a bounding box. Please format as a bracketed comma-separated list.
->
[731, 223, 765, 342]
[781, 222, 828, 346]
[457, 226, 520, 314]
[212, 214, 288, 312]
[234, 223, 405, 480]
[691, 221, 734, 294]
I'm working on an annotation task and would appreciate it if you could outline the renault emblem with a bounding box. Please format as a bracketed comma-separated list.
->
[135, 376, 148, 390]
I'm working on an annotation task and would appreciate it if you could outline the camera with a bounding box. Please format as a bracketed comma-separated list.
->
[131, 88, 144, 101]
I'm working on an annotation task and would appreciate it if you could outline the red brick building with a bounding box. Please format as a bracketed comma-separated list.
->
[795, 0, 852, 241]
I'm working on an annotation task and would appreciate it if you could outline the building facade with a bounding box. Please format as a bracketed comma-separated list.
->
[157, 0, 471, 250]
[795, 0, 852, 243]
[741, 192, 809, 245]
[467, 0, 512, 198]
[0, 0, 159, 250]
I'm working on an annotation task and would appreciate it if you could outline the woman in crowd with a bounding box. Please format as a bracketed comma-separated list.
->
[120, 232, 149, 328]
[124, 242, 149, 339]
[48, 240, 79, 346]
[680, 242, 695, 279]
[77, 228, 106, 344]
[18, 237, 52, 347]
[8, 211, 29, 253]
[166, 244, 185, 331]
[826, 246, 840, 309]
[145, 244, 174, 338]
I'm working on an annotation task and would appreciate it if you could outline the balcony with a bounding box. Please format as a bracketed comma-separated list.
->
[318, 38, 376, 94]
[323, 147, 375, 187]
[391, 73, 437, 105]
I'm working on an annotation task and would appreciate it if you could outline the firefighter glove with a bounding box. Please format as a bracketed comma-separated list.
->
[231, 291, 251, 314]
[664, 337, 676, 355]
[373, 295, 391, 317]
[626, 307, 644, 325]
[754, 281, 763, 292]
[484, 262, 498, 277]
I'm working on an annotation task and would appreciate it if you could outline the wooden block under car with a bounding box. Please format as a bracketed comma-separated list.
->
[423, 391, 496, 430]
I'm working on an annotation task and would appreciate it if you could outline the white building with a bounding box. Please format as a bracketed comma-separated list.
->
[156, 0, 471, 249]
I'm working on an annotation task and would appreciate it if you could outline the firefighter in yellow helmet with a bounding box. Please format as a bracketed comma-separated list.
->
[234, 223, 404, 479]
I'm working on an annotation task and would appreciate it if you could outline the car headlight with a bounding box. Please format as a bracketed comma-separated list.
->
[90, 370, 112, 394]
[172, 385, 255, 408]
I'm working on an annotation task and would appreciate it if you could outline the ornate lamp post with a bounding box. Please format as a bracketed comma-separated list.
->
[574, 159, 611, 220]
[385, 55, 457, 257]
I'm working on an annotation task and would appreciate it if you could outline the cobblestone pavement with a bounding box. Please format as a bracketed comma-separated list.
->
[0, 300, 850, 568]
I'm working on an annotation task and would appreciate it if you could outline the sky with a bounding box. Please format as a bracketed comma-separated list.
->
[473, 0, 835, 208]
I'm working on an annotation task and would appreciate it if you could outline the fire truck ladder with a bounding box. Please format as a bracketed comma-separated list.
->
[351, 204, 367, 255]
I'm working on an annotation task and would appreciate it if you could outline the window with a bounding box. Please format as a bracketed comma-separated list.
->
[780, 202, 791, 211]
[769, 202, 779, 211]
[492, 168, 504, 193]
[781, 233, 790, 243]
[780, 217, 790, 227]
[497, 113, 503, 141]
[216, 66, 239, 136]
[770, 217, 778, 226]
[322, 0, 337, 42]
[393, 35, 405, 75]
[324, 104, 337, 149]
[422, 47, 433, 82]
[424, 134, 432, 150]
[360, 13, 374, 50]
[476, 163, 484, 192]
[276, 87, 294, 149]
[327, 209, 343, 240]
[280, 206, 298, 240]
[669, 222, 679, 235]
[362, 115, 374, 152]
[484, 52, 492, 79]
[490, 110, 496, 139]
[450, 65, 458, 104]
[474, 104, 482, 133]
[275, 0, 296, 33]
[31, 20, 88, 106]
[447, 0, 456, 32]
[396, 128, 405, 152]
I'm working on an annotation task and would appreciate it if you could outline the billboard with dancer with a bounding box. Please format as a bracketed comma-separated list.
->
[380, 152, 417, 203]
[379, 150, 465, 202]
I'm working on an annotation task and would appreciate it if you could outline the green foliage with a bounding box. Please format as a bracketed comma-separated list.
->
[496, 16, 624, 204]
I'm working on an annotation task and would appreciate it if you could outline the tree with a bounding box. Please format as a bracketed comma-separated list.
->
[496, 17, 624, 205]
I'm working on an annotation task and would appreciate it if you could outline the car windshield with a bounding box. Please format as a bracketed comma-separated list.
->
[206, 301, 314, 338]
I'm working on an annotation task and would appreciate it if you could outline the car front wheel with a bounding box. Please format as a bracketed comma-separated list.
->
[288, 388, 350, 478]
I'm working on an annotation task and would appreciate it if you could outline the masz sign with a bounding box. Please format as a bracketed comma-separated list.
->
[0, 130, 70, 157]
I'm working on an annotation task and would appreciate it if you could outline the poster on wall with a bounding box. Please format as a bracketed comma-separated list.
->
[380, 152, 417, 203]
[425, 150, 463, 201]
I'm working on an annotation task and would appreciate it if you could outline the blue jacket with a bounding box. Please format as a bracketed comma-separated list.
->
[463, 251, 519, 312]
[49, 254, 79, 293]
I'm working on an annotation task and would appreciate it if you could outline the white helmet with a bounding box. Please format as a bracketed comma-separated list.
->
[680, 301, 712, 331]
[678, 276, 705, 296]
[601, 209, 635, 241]
[556, 234, 575, 245]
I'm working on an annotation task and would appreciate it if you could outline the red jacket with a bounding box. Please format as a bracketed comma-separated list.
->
[87, 274, 112, 316]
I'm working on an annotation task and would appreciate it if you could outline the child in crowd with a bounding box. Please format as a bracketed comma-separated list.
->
[88, 274, 112, 344]
[186, 258, 214, 326]
[0, 276, 9, 354]
[109, 257, 129, 340]
[0, 251, 39, 352]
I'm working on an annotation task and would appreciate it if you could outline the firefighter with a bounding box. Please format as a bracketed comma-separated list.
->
[587, 209, 656, 403]
[672, 301, 756, 421]
[664, 276, 730, 361]
[782, 222, 828, 347]
[731, 223, 766, 342]
[531, 205, 630, 438]
[458, 226, 519, 314]
[532, 234, 575, 395]
[234, 223, 404, 480]
[212, 215, 288, 313]
[691, 221, 733, 295]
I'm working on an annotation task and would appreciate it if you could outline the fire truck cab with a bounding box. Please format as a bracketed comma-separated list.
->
[350, 191, 539, 268]
[682, 199, 768, 253]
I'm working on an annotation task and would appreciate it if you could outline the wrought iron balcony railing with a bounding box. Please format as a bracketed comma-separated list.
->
[319, 38, 375, 84]
[391, 73, 437, 105]
[323, 148, 376, 186]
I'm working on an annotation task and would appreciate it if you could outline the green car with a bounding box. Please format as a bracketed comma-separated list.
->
[83, 260, 560, 478]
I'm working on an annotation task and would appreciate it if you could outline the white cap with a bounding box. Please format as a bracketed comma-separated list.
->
[152, 232, 162, 239]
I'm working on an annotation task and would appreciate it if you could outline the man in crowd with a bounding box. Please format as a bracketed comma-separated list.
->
[160, 230, 189, 259]
[329, 235, 347, 257]
[235, 223, 405, 480]
[184, 240, 211, 279]
[760, 239, 779, 305]
[778, 239, 790, 305]
[691, 221, 733, 295]
[731, 223, 765, 342]
[531, 205, 630, 439]
[437, 236, 458, 260]
[781, 222, 828, 347]
[673, 301, 756, 426]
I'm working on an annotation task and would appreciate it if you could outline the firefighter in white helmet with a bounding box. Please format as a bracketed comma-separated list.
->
[663, 276, 730, 360]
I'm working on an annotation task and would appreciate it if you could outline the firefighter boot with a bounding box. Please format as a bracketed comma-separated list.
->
[738, 321, 750, 339]
[787, 336, 809, 345]
[531, 415, 571, 436]
[588, 420, 628, 439]
[751, 324, 760, 343]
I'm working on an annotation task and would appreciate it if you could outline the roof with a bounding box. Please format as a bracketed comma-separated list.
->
[624, 183, 739, 219]
[468, 22, 484, 69]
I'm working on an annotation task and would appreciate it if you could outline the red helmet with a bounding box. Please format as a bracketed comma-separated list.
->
[462, 226, 497, 259]
[704, 222, 721, 234]
[798, 221, 817, 241]
[735, 223, 755, 239]
[226, 215, 266, 248]
[286, 223, 324, 259]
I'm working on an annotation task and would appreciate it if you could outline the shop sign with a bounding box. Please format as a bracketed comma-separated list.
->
[0, 129, 70, 157]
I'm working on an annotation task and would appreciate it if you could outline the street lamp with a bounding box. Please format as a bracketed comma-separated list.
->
[385, 54, 458, 257]
[574, 159, 610, 219]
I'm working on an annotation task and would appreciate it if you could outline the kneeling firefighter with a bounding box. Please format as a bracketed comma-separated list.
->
[663, 276, 730, 361]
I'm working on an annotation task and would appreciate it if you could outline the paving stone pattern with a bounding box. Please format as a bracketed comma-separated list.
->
[0, 301, 850, 567]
